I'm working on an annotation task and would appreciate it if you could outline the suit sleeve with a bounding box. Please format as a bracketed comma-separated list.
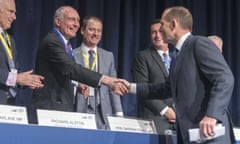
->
[0, 69, 9, 85]
[46, 38, 102, 87]
[137, 82, 171, 100]
[194, 38, 234, 121]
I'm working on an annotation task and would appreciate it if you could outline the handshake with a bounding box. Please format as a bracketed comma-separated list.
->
[78, 75, 131, 97]
[101, 75, 131, 96]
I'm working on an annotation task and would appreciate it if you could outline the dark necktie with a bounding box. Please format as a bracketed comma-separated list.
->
[88, 50, 95, 71]
[66, 41, 73, 58]
[87, 50, 99, 109]
[163, 52, 170, 72]
[170, 49, 179, 70]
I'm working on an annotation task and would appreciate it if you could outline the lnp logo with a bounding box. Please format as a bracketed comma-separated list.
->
[10, 108, 24, 113]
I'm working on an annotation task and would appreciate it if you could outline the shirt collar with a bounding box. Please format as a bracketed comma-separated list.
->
[81, 43, 97, 54]
[156, 49, 170, 60]
[175, 32, 191, 51]
[0, 27, 5, 33]
[157, 49, 169, 56]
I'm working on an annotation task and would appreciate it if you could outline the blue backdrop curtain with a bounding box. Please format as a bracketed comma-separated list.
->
[10, 0, 240, 126]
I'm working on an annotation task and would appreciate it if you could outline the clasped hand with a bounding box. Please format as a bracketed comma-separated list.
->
[101, 75, 130, 96]
[16, 70, 44, 89]
[111, 78, 130, 96]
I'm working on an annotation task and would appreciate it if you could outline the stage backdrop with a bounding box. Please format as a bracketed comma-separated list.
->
[9, 0, 240, 126]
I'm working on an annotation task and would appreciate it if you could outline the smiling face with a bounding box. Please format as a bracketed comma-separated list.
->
[0, 0, 16, 30]
[81, 18, 102, 48]
[150, 22, 168, 50]
[54, 7, 80, 40]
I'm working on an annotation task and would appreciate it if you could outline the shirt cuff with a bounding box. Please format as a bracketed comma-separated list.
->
[160, 106, 169, 116]
[6, 70, 17, 87]
[115, 112, 124, 116]
[98, 75, 105, 86]
[130, 83, 137, 94]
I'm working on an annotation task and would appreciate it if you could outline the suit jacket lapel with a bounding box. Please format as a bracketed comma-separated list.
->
[151, 48, 168, 77]
[174, 35, 193, 75]
[172, 35, 193, 95]
[73, 46, 85, 67]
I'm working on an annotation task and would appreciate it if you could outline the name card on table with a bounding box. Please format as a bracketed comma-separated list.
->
[234, 127, 240, 141]
[0, 104, 28, 124]
[107, 116, 157, 134]
[37, 109, 97, 129]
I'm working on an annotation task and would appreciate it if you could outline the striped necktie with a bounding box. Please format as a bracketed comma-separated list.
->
[66, 41, 73, 58]
[163, 52, 170, 72]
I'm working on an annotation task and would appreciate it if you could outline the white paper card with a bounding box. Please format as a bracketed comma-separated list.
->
[0, 104, 28, 124]
[188, 124, 225, 143]
[37, 109, 97, 129]
[233, 127, 240, 141]
[107, 116, 157, 134]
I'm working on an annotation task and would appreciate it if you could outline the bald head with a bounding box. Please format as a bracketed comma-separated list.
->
[162, 6, 193, 31]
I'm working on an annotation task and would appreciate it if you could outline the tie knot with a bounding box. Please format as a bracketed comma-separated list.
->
[163, 52, 169, 61]
[1, 31, 6, 39]
[163, 52, 168, 57]
[67, 40, 71, 46]
[66, 41, 72, 50]
[88, 50, 95, 56]
[174, 48, 179, 54]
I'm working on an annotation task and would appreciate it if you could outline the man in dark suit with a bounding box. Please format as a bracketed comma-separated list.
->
[32, 6, 128, 112]
[0, 0, 44, 105]
[128, 6, 235, 143]
[73, 16, 123, 129]
[131, 19, 176, 134]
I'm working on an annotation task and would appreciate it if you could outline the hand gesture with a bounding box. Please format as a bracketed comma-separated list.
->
[199, 116, 217, 138]
[77, 84, 90, 99]
[112, 78, 130, 95]
[17, 70, 44, 89]
[100, 75, 130, 96]
[164, 107, 176, 123]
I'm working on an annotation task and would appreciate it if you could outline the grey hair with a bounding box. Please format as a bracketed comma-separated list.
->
[54, 6, 66, 20]
[53, 6, 68, 27]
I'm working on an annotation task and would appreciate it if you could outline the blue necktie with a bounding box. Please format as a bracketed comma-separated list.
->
[163, 52, 170, 72]
[170, 49, 179, 69]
